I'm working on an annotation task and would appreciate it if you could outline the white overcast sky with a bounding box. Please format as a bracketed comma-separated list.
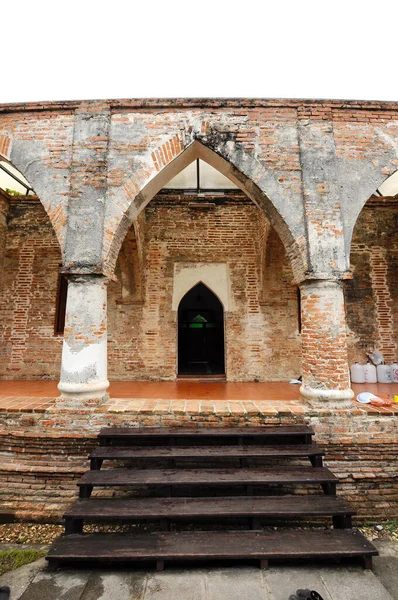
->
[2, 0, 397, 104]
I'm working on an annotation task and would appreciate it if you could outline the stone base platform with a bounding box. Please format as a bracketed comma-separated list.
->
[0, 381, 397, 522]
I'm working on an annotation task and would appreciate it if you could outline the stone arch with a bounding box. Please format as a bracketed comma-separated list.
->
[0, 150, 63, 251]
[338, 117, 398, 265]
[344, 168, 398, 255]
[2, 136, 68, 253]
[0, 152, 64, 379]
[344, 169, 398, 364]
[104, 135, 308, 282]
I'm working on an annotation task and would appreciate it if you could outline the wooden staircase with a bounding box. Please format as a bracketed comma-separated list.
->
[46, 426, 378, 570]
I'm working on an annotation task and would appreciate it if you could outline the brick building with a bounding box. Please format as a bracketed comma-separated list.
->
[0, 98, 397, 400]
[0, 98, 397, 520]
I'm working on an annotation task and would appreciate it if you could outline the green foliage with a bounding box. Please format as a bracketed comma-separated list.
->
[383, 519, 398, 534]
[4, 188, 22, 196]
[0, 548, 46, 575]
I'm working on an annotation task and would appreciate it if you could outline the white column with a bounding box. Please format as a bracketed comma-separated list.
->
[58, 275, 109, 400]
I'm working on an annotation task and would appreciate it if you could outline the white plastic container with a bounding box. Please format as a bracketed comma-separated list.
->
[364, 362, 377, 383]
[391, 363, 398, 384]
[377, 364, 392, 383]
[350, 362, 365, 383]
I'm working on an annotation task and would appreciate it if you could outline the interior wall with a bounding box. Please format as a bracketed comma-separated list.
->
[108, 191, 301, 381]
[345, 197, 398, 364]
[0, 197, 62, 379]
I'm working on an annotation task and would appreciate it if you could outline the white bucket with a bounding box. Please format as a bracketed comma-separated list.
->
[377, 364, 392, 383]
[350, 362, 365, 383]
[391, 363, 398, 384]
[364, 362, 377, 383]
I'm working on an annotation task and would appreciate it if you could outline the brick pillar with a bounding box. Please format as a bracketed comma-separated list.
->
[58, 275, 109, 400]
[299, 279, 353, 404]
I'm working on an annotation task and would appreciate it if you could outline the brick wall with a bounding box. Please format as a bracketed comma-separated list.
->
[0, 193, 396, 382]
[0, 408, 396, 521]
[0, 191, 9, 286]
[108, 191, 302, 381]
[345, 197, 398, 364]
[0, 197, 62, 378]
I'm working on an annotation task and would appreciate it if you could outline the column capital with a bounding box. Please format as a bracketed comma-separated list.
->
[298, 271, 352, 286]
[60, 268, 117, 282]
[60, 271, 110, 284]
[299, 278, 345, 292]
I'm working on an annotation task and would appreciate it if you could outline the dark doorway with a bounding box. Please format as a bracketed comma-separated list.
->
[178, 283, 225, 376]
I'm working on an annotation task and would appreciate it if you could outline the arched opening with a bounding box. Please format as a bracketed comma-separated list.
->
[0, 157, 63, 380]
[345, 171, 398, 366]
[107, 135, 303, 383]
[107, 168, 301, 382]
[178, 283, 225, 376]
[105, 139, 307, 284]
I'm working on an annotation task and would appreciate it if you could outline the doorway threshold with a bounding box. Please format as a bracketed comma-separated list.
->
[177, 374, 227, 383]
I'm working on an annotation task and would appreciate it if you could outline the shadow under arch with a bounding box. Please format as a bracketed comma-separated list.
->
[177, 281, 225, 376]
[105, 139, 307, 282]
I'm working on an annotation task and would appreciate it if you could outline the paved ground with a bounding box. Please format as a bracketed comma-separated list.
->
[0, 541, 397, 600]
[1, 380, 397, 418]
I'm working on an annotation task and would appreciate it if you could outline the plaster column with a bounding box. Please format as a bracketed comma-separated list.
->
[299, 279, 354, 404]
[58, 275, 109, 400]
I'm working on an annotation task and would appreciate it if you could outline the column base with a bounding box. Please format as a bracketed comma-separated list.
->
[57, 380, 110, 401]
[300, 383, 354, 407]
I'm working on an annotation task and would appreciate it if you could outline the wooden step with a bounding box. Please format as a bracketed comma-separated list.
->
[78, 467, 337, 498]
[46, 529, 378, 570]
[98, 426, 314, 446]
[89, 444, 324, 469]
[64, 495, 354, 533]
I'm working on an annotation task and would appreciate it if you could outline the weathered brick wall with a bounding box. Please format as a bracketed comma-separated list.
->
[0, 191, 9, 286]
[108, 191, 301, 381]
[0, 197, 62, 378]
[1, 98, 398, 282]
[345, 197, 398, 364]
[1, 99, 398, 392]
[0, 409, 396, 522]
[1, 193, 396, 382]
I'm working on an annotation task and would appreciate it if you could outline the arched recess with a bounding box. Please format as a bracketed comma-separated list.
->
[113, 221, 143, 303]
[345, 170, 398, 364]
[0, 155, 64, 380]
[177, 282, 225, 376]
[104, 138, 307, 283]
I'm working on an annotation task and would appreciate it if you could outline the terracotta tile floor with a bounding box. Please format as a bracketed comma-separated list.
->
[0, 380, 396, 415]
[0, 380, 303, 401]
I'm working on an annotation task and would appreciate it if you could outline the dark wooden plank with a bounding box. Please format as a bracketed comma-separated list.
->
[98, 426, 314, 441]
[89, 444, 324, 461]
[64, 495, 355, 520]
[46, 530, 378, 564]
[78, 467, 337, 488]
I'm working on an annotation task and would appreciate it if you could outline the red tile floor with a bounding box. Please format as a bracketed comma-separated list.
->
[0, 380, 396, 415]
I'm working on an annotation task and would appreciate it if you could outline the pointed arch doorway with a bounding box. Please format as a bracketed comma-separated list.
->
[178, 283, 225, 376]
